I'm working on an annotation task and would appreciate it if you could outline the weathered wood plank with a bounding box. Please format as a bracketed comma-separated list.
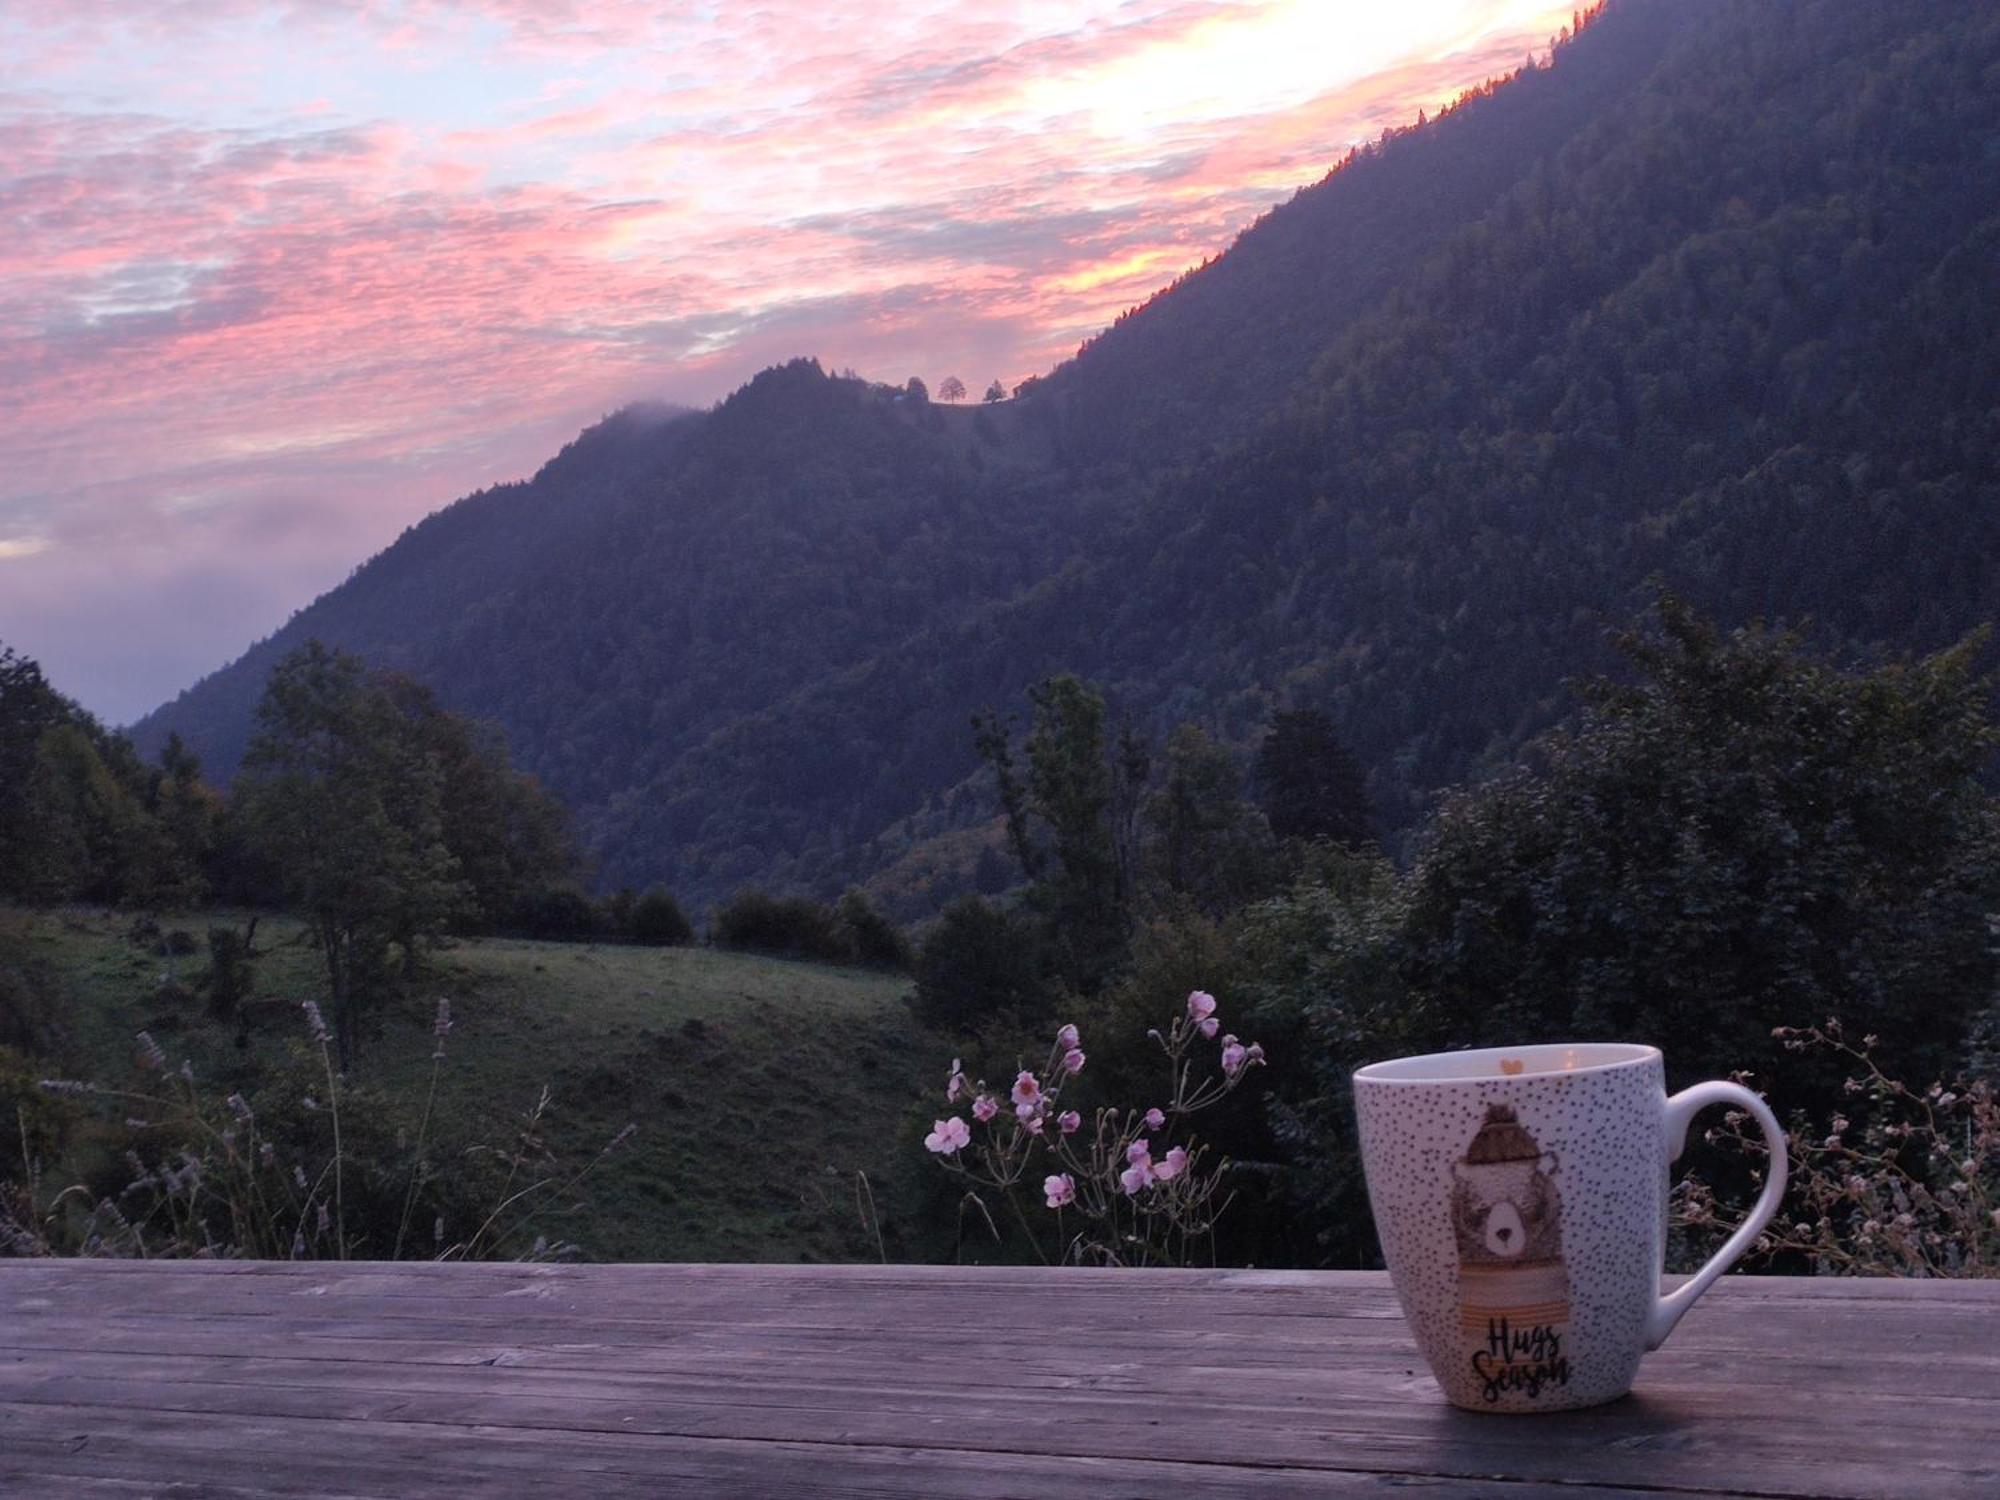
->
[7, 1311, 1991, 1398]
[4, 1363, 1993, 1498]
[0, 1403, 1690, 1500]
[3, 1263, 1995, 1498]
[10, 1258, 1996, 1302]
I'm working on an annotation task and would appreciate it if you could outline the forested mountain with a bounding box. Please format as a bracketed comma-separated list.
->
[134, 0, 2000, 911]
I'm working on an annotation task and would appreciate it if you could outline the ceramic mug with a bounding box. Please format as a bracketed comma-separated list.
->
[1352, 1042, 1786, 1412]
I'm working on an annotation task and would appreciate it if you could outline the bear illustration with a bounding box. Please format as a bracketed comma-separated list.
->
[1452, 1105, 1563, 1265]
[1453, 1103, 1571, 1397]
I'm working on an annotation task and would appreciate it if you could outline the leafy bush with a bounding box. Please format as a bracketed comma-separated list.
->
[835, 890, 909, 970]
[711, 888, 865, 965]
[1391, 603, 2000, 1093]
[0, 958, 66, 1057]
[912, 896, 1044, 1031]
[203, 925, 254, 1021]
[510, 884, 602, 942]
[627, 887, 694, 946]
[1255, 604, 2000, 1266]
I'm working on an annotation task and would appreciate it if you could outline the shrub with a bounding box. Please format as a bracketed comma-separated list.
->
[628, 887, 694, 946]
[835, 891, 910, 970]
[912, 897, 1044, 1031]
[711, 888, 845, 963]
[510, 884, 601, 942]
[0, 959, 66, 1057]
[1391, 604, 2000, 1097]
[203, 926, 255, 1021]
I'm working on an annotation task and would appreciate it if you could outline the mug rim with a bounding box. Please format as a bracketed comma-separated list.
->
[1352, 1041, 1660, 1085]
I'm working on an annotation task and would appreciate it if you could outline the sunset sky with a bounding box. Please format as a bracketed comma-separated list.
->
[2, 0, 1574, 724]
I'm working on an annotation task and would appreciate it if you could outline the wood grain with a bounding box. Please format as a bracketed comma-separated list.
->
[2, 1263, 1994, 1498]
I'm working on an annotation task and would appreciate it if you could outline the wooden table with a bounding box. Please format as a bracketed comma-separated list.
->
[2, 1262, 1994, 1498]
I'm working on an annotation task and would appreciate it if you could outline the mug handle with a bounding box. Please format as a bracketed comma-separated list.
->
[1644, 1080, 1789, 1350]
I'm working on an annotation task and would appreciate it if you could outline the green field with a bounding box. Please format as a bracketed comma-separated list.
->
[0, 905, 940, 1262]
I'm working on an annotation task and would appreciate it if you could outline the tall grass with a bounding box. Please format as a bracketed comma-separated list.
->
[3, 998, 634, 1261]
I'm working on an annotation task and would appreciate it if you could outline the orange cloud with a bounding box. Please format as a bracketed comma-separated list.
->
[1, 1, 1579, 720]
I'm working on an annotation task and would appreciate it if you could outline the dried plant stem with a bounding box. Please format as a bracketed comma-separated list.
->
[392, 1054, 444, 1261]
[854, 1172, 887, 1265]
[314, 1036, 346, 1260]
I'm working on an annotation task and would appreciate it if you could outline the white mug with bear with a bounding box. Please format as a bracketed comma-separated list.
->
[1352, 1042, 1786, 1412]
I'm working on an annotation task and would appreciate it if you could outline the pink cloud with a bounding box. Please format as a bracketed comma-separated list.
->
[1, 2, 1577, 721]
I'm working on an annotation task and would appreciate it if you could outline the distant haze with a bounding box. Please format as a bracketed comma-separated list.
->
[0, 0, 1572, 724]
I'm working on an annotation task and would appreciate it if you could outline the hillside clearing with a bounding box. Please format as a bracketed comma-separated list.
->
[1, 906, 933, 1263]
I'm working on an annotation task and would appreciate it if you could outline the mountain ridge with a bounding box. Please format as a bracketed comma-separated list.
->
[134, 0, 2000, 913]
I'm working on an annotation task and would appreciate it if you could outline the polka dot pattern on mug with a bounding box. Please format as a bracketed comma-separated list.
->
[1354, 1052, 1666, 1412]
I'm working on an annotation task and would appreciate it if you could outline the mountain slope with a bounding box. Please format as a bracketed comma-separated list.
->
[136, 0, 2000, 910]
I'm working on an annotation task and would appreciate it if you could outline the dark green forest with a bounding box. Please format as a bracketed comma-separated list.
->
[129, 0, 2000, 919]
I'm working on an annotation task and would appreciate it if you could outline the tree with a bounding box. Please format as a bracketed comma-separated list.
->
[1393, 599, 2000, 1093]
[1254, 710, 1372, 847]
[375, 673, 573, 932]
[904, 376, 929, 402]
[0, 645, 69, 895]
[152, 732, 219, 909]
[972, 843, 1012, 896]
[236, 643, 469, 1069]
[0, 642, 166, 905]
[1146, 725, 1277, 914]
[15, 723, 158, 905]
[976, 676, 1148, 993]
[937, 376, 967, 403]
[984, 380, 1006, 403]
[1246, 600, 2000, 1263]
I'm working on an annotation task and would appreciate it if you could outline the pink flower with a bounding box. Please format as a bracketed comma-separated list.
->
[1246, 1043, 1265, 1066]
[1154, 1146, 1189, 1183]
[1058, 1110, 1081, 1135]
[946, 1058, 966, 1102]
[1011, 1071, 1041, 1107]
[1056, 1023, 1080, 1050]
[1044, 1173, 1076, 1209]
[1221, 1036, 1247, 1076]
[1198, 1017, 1220, 1039]
[972, 1095, 999, 1122]
[924, 1117, 971, 1155]
[1144, 1107, 1165, 1131]
[1016, 1100, 1040, 1122]
[1121, 1145, 1157, 1191]
[1023, 1113, 1045, 1135]
[1062, 1048, 1086, 1075]
[1187, 990, 1217, 1023]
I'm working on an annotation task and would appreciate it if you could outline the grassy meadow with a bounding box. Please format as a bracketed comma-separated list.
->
[1, 904, 941, 1263]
